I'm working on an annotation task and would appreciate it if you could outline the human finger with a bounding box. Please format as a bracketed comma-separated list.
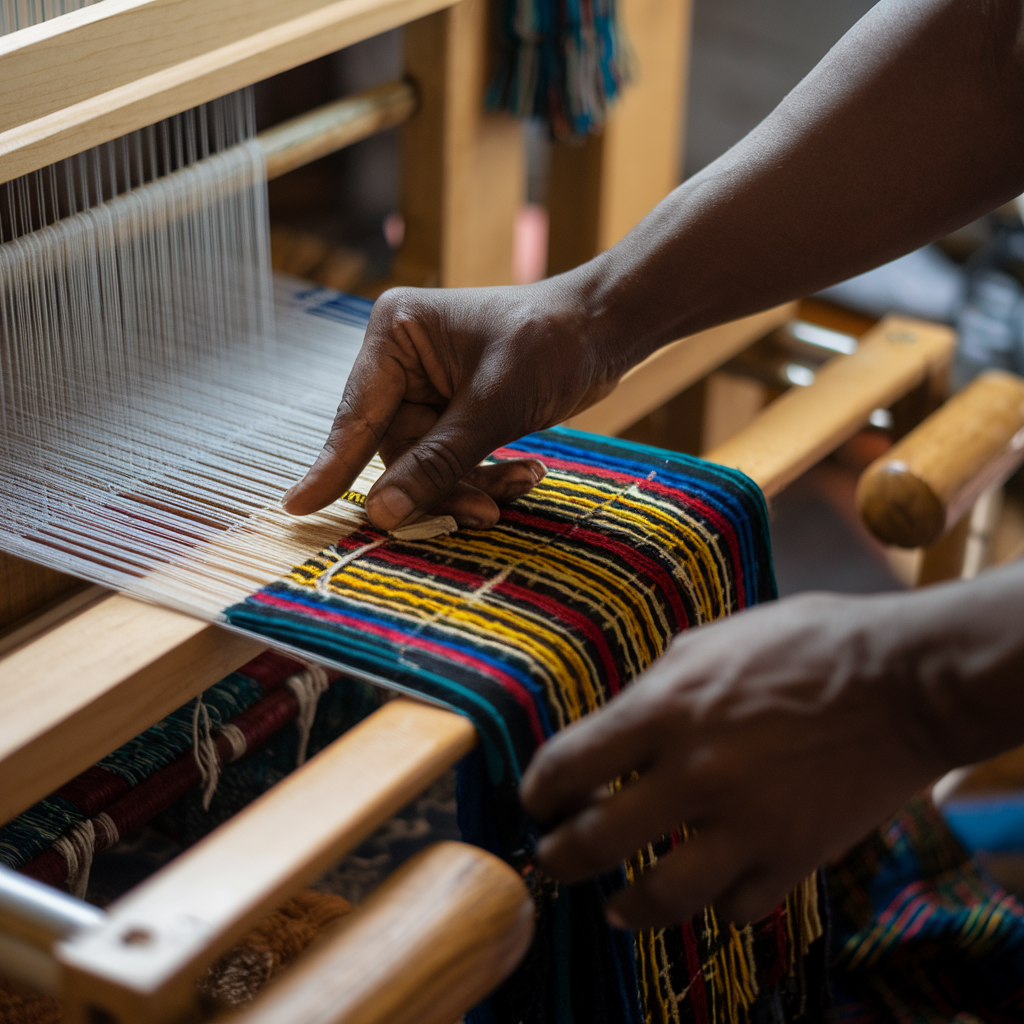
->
[363, 396, 512, 531]
[606, 827, 745, 931]
[463, 459, 547, 502]
[430, 481, 500, 529]
[283, 349, 407, 515]
[534, 763, 703, 884]
[520, 688, 671, 825]
[713, 869, 796, 927]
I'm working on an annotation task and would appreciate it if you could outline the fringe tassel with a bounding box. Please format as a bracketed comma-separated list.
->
[192, 695, 222, 811]
[287, 666, 331, 766]
[488, 0, 633, 139]
[52, 820, 96, 899]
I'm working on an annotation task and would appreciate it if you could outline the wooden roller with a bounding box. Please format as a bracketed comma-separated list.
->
[857, 370, 1024, 548]
[218, 842, 533, 1024]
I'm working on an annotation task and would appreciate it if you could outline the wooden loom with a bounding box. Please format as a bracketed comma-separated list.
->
[2, 1, 1024, 1022]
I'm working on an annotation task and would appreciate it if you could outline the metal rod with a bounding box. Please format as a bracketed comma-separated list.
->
[0, 863, 105, 943]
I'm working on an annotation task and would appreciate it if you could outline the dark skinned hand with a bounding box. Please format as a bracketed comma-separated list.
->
[519, 591, 957, 931]
[282, 279, 625, 528]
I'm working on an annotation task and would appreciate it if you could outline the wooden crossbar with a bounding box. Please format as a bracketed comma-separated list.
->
[0, 315, 956, 826]
[0, 0, 455, 184]
[56, 701, 476, 1024]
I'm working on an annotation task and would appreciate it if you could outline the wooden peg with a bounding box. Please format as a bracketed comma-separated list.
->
[857, 370, 1024, 548]
[706, 316, 955, 498]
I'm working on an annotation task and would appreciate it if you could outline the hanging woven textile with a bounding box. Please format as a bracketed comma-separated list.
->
[488, 0, 632, 138]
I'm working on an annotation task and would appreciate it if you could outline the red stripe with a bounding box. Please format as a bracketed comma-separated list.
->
[250, 592, 546, 743]
[501, 509, 690, 633]
[364, 545, 625, 692]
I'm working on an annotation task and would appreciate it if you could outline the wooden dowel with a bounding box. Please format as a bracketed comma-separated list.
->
[57, 699, 476, 1024]
[706, 316, 955, 498]
[259, 80, 416, 181]
[219, 842, 533, 1024]
[856, 370, 1024, 548]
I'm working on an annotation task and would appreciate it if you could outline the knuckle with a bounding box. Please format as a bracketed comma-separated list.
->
[407, 438, 467, 492]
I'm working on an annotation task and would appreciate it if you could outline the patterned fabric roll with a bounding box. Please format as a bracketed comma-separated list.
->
[828, 795, 1024, 1020]
[225, 427, 830, 1024]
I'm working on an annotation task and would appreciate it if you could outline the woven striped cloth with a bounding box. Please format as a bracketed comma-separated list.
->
[828, 795, 1024, 1021]
[225, 427, 830, 1024]
[1, 652, 379, 896]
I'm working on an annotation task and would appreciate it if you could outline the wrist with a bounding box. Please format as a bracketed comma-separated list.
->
[875, 569, 1024, 774]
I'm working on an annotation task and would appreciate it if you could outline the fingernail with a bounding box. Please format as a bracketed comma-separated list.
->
[605, 908, 628, 930]
[529, 460, 548, 483]
[281, 485, 302, 514]
[459, 516, 484, 530]
[367, 485, 415, 528]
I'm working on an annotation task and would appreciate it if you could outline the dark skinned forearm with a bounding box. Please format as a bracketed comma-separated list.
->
[571, 0, 1024, 374]
[285, 0, 1024, 532]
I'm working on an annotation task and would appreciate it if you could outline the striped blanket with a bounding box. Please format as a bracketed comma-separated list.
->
[226, 428, 829, 1024]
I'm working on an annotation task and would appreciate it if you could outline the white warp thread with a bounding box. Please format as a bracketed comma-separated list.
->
[53, 820, 96, 899]
[192, 695, 221, 811]
[287, 666, 331, 766]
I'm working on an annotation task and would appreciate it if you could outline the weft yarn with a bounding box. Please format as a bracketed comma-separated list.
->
[226, 426, 829, 1024]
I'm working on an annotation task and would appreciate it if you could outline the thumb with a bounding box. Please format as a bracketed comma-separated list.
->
[364, 399, 507, 530]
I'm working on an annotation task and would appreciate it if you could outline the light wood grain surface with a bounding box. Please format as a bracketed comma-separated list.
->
[857, 370, 1024, 548]
[58, 700, 476, 1024]
[706, 316, 955, 498]
[0, 593, 263, 825]
[219, 842, 533, 1024]
[0, 0, 459, 184]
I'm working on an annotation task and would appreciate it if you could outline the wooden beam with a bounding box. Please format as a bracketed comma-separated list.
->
[0, 316, 954, 819]
[706, 316, 955, 498]
[216, 842, 533, 1024]
[58, 701, 477, 1024]
[0, 592, 263, 825]
[0, 0, 460, 184]
[565, 302, 795, 436]
[393, 0, 523, 288]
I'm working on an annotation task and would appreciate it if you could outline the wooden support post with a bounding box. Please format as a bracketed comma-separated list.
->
[546, 0, 691, 272]
[394, 0, 523, 288]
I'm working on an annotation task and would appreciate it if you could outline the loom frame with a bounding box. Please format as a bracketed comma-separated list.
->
[3, 1, 1005, 1021]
